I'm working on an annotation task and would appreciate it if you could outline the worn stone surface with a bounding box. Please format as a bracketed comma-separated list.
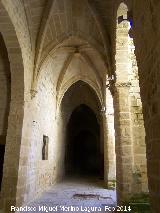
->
[114, 3, 148, 203]
[18, 178, 116, 213]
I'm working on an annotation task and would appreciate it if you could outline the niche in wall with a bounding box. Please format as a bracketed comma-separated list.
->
[42, 135, 49, 160]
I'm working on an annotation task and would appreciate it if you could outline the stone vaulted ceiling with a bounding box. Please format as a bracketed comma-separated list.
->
[21, 0, 134, 93]
[23, 0, 125, 78]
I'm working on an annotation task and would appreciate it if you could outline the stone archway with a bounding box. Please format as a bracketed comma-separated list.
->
[0, 2, 25, 212]
[59, 80, 105, 182]
[65, 104, 103, 178]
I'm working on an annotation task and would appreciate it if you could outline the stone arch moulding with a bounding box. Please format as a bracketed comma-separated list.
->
[31, 35, 107, 98]
[0, 1, 25, 212]
[116, 2, 129, 21]
[87, 0, 112, 75]
[57, 76, 103, 113]
[116, 1, 129, 11]
[55, 49, 103, 98]
[116, 1, 133, 29]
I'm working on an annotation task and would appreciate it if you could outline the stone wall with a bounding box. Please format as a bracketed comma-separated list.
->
[128, 38, 148, 194]
[16, 58, 61, 205]
[132, 1, 160, 211]
[0, 1, 32, 211]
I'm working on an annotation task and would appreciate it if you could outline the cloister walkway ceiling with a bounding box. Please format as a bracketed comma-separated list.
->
[35, 36, 106, 108]
[31, 0, 112, 89]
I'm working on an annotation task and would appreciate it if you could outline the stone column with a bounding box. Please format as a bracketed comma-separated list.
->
[100, 114, 106, 183]
[105, 89, 116, 184]
[102, 110, 109, 185]
[113, 82, 134, 202]
[129, 39, 148, 194]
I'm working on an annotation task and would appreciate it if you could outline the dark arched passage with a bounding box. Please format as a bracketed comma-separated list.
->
[65, 104, 104, 178]
[0, 33, 11, 190]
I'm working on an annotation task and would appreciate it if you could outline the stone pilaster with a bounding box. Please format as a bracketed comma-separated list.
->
[105, 89, 116, 183]
[112, 82, 134, 202]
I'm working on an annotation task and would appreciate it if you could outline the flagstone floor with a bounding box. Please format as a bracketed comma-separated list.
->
[18, 177, 117, 213]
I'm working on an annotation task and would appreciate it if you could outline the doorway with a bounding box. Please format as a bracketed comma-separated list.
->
[65, 104, 104, 178]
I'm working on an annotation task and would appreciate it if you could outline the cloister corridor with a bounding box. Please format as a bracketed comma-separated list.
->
[1, 0, 160, 213]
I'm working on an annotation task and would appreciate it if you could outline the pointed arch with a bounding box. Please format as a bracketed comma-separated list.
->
[0, 2, 25, 211]
[58, 78, 103, 110]
[117, 2, 129, 17]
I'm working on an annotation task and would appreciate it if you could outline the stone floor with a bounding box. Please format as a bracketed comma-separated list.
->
[18, 177, 117, 213]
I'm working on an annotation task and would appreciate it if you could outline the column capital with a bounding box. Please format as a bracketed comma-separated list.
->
[106, 81, 132, 96]
[115, 82, 131, 88]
